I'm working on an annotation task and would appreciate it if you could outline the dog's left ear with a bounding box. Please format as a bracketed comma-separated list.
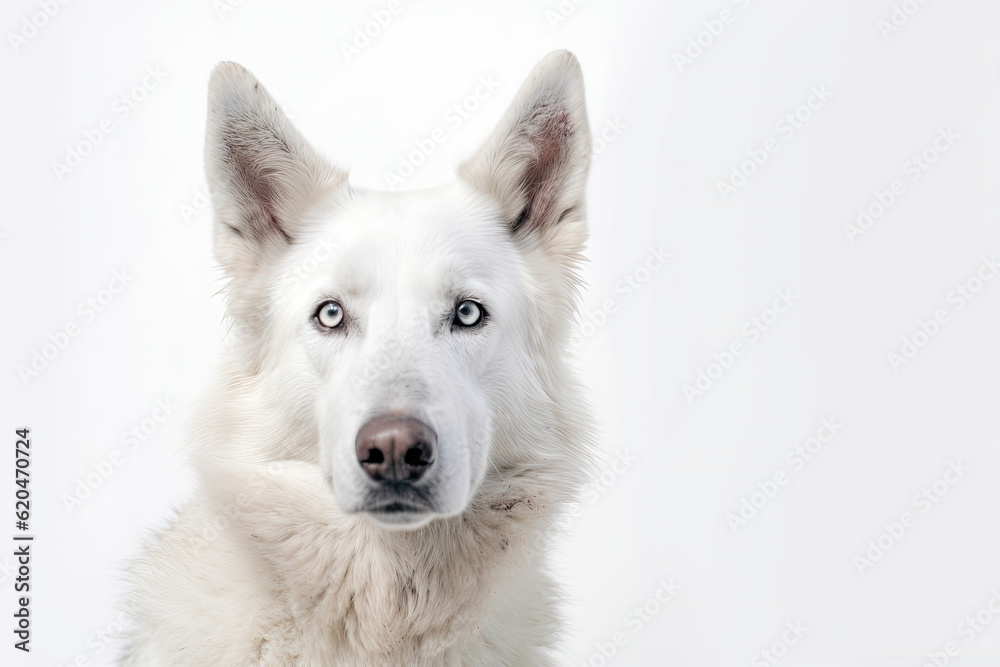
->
[205, 62, 347, 273]
[460, 51, 591, 243]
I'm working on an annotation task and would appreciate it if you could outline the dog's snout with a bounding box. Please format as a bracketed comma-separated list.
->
[356, 415, 436, 483]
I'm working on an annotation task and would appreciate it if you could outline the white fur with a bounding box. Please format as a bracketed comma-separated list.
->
[123, 51, 595, 665]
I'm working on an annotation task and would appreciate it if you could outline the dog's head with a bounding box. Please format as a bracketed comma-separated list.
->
[205, 52, 590, 528]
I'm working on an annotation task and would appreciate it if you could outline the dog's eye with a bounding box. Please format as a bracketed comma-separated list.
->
[316, 300, 344, 329]
[454, 300, 483, 327]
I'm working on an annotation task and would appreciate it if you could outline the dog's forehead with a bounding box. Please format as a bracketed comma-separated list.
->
[293, 186, 518, 297]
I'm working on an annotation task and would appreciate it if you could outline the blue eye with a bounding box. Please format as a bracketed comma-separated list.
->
[316, 301, 344, 328]
[454, 300, 483, 327]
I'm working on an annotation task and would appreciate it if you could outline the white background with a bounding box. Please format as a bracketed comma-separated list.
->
[3, 0, 1000, 665]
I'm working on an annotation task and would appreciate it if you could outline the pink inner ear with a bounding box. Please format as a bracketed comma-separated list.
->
[514, 106, 572, 235]
[222, 122, 292, 244]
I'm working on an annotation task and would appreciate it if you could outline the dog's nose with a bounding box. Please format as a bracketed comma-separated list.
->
[355, 415, 436, 483]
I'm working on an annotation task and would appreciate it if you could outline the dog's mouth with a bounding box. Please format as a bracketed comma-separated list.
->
[359, 486, 437, 527]
[370, 500, 425, 515]
[363, 502, 435, 527]
[373, 501, 423, 514]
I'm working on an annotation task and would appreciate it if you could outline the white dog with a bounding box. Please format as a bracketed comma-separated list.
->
[123, 50, 595, 665]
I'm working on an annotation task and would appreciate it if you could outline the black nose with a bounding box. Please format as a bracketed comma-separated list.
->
[355, 415, 436, 483]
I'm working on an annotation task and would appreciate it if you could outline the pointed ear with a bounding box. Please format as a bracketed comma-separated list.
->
[205, 62, 346, 272]
[459, 51, 591, 242]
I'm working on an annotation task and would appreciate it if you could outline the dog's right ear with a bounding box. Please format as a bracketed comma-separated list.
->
[205, 62, 346, 274]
